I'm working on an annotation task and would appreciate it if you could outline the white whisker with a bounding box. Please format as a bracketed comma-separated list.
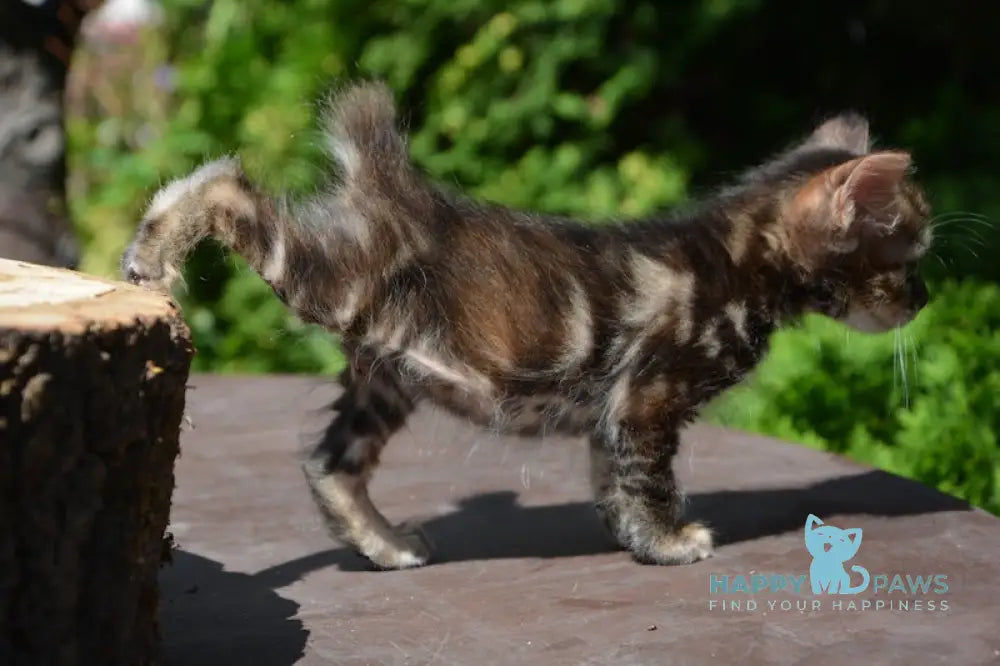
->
[900, 329, 909, 408]
[892, 328, 900, 396]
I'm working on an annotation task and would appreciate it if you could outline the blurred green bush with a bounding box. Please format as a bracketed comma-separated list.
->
[67, 0, 999, 513]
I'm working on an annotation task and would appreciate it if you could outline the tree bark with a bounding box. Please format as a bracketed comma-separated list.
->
[0, 258, 192, 666]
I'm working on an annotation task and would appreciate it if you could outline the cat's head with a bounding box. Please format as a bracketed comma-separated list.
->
[804, 514, 862, 562]
[775, 115, 932, 332]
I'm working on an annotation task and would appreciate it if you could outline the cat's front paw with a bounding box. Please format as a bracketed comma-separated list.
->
[364, 521, 432, 570]
[633, 521, 714, 566]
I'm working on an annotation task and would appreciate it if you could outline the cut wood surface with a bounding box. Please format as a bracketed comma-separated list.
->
[0, 258, 193, 666]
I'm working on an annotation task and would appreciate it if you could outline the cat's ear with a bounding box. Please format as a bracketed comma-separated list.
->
[829, 151, 912, 224]
[804, 113, 871, 154]
[806, 514, 823, 531]
[787, 151, 912, 259]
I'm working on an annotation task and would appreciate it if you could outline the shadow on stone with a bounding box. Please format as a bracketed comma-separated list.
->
[690, 469, 970, 546]
[254, 490, 616, 577]
[253, 469, 970, 577]
[159, 550, 307, 666]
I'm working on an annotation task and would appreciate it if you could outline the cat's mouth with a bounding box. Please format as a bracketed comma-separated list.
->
[842, 304, 915, 333]
[824, 542, 833, 552]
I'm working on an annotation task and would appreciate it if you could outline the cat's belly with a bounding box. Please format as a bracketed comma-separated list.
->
[425, 385, 596, 437]
[398, 345, 598, 436]
[491, 394, 597, 436]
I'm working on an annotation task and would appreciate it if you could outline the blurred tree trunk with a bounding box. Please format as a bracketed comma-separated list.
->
[0, 1, 98, 268]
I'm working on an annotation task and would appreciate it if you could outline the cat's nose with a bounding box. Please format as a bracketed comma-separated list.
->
[121, 245, 138, 282]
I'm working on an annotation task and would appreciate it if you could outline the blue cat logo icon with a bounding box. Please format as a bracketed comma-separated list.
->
[804, 514, 870, 595]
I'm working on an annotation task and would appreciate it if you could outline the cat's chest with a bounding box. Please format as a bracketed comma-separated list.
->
[629, 318, 772, 408]
[696, 337, 770, 396]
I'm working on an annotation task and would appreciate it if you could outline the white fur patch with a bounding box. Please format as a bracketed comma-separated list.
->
[338, 202, 372, 249]
[697, 319, 722, 358]
[557, 281, 593, 370]
[608, 334, 645, 378]
[329, 135, 361, 180]
[909, 226, 934, 260]
[386, 324, 408, 349]
[726, 214, 754, 263]
[261, 227, 285, 283]
[626, 251, 695, 343]
[146, 180, 188, 220]
[601, 373, 632, 441]
[403, 346, 494, 396]
[368, 317, 408, 350]
[146, 157, 239, 219]
[299, 198, 371, 250]
[334, 283, 362, 327]
[724, 301, 749, 341]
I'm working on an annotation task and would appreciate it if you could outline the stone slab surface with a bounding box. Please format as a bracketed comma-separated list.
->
[160, 375, 1000, 665]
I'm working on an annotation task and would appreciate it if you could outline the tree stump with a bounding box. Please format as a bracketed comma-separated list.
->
[0, 258, 193, 666]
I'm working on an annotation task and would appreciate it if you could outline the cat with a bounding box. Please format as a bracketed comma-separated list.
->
[121, 81, 932, 569]
[805, 514, 871, 594]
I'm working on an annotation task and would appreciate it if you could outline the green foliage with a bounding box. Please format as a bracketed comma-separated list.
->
[709, 281, 1000, 514]
[67, 1, 1000, 513]
[182, 249, 345, 374]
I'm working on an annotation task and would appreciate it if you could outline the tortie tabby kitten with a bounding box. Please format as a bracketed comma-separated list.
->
[122, 81, 932, 569]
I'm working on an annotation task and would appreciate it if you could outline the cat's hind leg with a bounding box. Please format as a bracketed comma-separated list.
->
[302, 347, 429, 569]
[589, 430, 712, 565]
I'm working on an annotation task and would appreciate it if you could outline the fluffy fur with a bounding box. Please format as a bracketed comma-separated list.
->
[122, 81, 932, 569]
